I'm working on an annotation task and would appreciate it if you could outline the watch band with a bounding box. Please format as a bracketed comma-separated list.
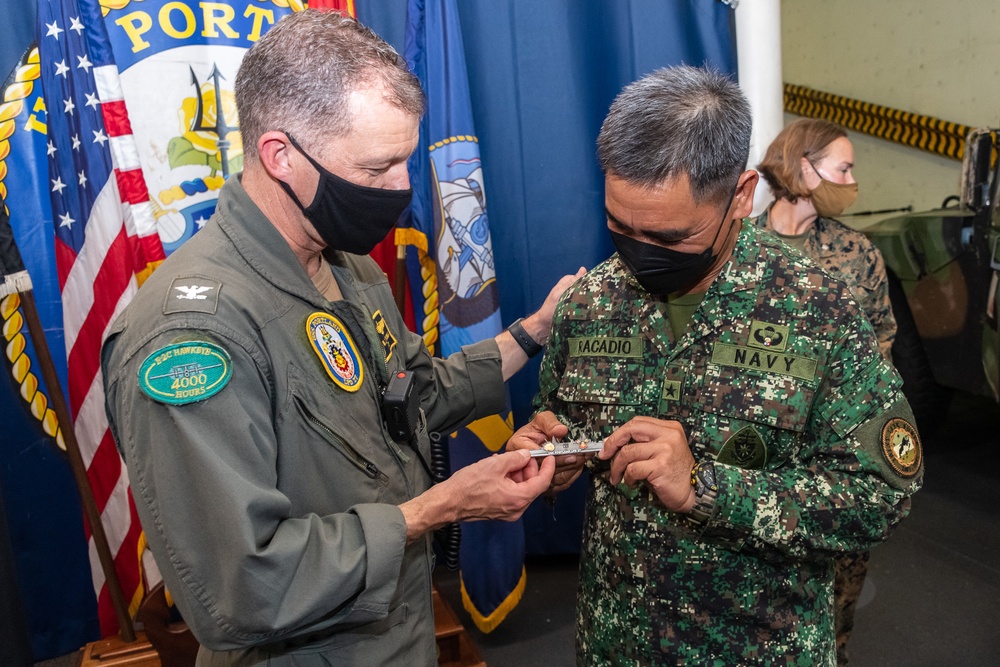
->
[687, 460, 719, 525]
[507, 317, 544, 358]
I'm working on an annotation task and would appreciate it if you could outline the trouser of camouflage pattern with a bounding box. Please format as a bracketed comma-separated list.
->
[834, 550, 870, 666]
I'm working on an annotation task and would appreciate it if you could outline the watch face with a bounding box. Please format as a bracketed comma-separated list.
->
[696, 462, 717, 494]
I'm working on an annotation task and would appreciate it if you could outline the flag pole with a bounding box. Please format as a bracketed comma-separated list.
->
[17, 289, 137, 642]
[2, 197, 135, 640]
[395, 242, 407, 315]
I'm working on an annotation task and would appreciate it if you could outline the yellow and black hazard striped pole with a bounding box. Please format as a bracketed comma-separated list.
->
[784, 83, 973, 163]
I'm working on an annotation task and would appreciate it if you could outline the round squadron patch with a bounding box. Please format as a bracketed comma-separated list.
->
[307, 312, 364, 392]
[138, 341, 232, 405]
[880, 418, 922, 477]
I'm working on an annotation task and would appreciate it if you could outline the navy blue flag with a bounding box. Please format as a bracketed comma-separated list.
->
[402, 0, 524, 632]
[0, 37, 100, 659]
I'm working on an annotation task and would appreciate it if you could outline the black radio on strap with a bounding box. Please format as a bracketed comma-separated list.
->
[507, 317, 543, 358]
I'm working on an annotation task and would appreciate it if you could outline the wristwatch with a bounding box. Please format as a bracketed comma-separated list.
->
[687, 460, 719, 525]
[507, 317, 544, 358]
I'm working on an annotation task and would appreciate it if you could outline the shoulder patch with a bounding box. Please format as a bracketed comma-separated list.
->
[850, 400, 923, 493]
[880, 418, 922, 478]
[138, 341, 232, 405]
[164, 276, 222, 315]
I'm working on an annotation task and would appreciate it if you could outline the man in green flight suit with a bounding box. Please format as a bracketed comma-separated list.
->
[509, 66, 923, 665]
[101, 11, 569, 666]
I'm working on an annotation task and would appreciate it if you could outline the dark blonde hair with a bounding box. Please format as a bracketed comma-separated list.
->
[757, 118, 847, 202]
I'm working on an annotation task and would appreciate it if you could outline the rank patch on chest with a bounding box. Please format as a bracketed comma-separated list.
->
[371, 310, 397, 362]
[880, 418, 922, 477]
[568, 336, 642, 358]
[717, 425, 767, 469]
[748, 320, 790, 352]
[137, 341, 232, 405]
[307, 312, 365, 392]
[710, 343, 817, 381]
[661, 379, 681, 402]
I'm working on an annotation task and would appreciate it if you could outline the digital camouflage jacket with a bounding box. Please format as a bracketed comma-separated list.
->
[753, 209, 896, 360]
[535, 222, 922, 666]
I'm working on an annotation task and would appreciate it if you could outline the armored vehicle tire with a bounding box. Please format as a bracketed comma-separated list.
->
[887, 272, 953, 440]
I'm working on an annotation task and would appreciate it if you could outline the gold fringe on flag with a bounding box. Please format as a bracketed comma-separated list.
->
[460, 566, 527, 634]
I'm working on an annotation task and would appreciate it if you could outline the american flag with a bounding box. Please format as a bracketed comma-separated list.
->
[38, 0, 165, 636]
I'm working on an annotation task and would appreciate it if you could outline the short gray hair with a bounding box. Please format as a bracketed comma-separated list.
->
[597, 65, 752, 205]
[235, 10, 424, 161]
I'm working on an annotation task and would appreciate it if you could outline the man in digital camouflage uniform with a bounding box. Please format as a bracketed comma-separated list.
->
[510, 66, 922, 665]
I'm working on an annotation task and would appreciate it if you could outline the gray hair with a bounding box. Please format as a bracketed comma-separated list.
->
[597, 65, 752, 205]
[235, 10, 424, 161]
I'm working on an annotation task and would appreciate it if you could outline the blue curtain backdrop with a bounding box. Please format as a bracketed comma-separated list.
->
[359, 0, 736, 553]
[0, 1, 35, 79]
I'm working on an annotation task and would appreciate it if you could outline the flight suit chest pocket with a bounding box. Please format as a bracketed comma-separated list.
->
[282, 364, 390, 505]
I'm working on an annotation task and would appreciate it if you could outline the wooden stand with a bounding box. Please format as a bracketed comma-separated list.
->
[76, 586, 484, 667]
[434, 587, 486, 667]
[77, 632, 159, 667]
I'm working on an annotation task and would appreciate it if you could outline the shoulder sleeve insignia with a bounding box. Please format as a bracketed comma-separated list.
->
[849, 399, 923, 492]
[880, 417, 922, 478]
[137, 340, 232, 405]
[164, 276, 222, 315]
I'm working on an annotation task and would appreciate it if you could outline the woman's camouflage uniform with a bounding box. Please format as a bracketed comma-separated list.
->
[535, 223, 921, 666]
[753, 208, 898, 665]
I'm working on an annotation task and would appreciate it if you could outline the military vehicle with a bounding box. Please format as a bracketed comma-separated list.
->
[858, 129, 1000, 434]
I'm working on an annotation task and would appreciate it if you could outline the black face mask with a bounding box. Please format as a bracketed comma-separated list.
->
[278, 133, 412, 255]
[610, 188, 737, 296]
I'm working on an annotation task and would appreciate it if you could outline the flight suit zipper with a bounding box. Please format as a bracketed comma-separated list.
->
[297, 396, 384, 480]
[354, 303, 436, 604]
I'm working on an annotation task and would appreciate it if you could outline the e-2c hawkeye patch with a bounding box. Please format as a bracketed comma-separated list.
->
[138, 341, 232, 405]
[307, 312, 364, 392]
[880, 418, 922, 477]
